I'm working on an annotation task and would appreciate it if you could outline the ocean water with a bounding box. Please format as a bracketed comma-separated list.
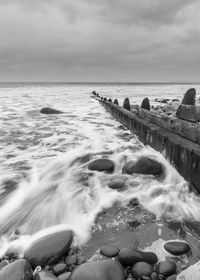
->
[0, 82, 200, 256]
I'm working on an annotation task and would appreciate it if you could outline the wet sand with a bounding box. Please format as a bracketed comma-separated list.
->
[83, 202, 200, 273]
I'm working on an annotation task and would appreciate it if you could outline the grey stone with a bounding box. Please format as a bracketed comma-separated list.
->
[70, 259, 125, 280]
[24, 230, 73, 268]
[40, 107, 63, 114]
[88, 159, 115, 173]
[0, 259, 33, 280]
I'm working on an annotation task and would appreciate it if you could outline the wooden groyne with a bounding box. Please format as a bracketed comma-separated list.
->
[93, 89, 200, 193]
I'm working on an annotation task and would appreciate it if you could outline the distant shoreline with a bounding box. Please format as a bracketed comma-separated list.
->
[0, 81, 200, 86]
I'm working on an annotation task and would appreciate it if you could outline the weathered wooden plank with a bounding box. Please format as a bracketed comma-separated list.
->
[137, 108, 200, 145]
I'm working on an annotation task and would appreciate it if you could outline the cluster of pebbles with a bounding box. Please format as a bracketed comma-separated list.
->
[0, 228, 194, 280]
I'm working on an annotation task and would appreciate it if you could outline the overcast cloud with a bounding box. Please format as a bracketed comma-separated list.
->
[0, 0, 199, 82]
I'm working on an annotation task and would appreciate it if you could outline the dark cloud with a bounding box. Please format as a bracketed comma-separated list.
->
[0, 0, 199, 82]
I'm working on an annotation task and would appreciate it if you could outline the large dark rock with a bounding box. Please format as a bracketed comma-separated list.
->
[123, 157, 163, 176]
[100, 245, 120, 257]
[34, 270, 58, 279]
[0, 259, 33, 280]
[164, 241, 190, 255]
[182, 88, 196, 105]
[118, 248, 157, 267]
[141, 98, 150, 110]
[88, 159, 115, 173]
[40, 107, 63, 114]
[114, 99, 119, 105]
[131, 262, 153, 278]
[70, 259, 125, 280]
[108, 98, 112, 103]
[123, 98, 131, 111]
[24, 230, 73, 268]
[156, 261, 177, 277]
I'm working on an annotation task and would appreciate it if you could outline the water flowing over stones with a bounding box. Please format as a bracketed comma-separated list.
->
[123, 157, 163, 176]
[24, 230, 73, 268]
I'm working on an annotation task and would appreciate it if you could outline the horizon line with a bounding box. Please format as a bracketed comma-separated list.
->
[0, 81, 200, 85]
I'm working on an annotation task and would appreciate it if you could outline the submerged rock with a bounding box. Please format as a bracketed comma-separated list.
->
[0, 259, 33, 280]
[34, 269, 58, 279]
[131, 262, 153, 278]
[40, 107, 63, 114]
[100, 245, 120, 257]
[123, 157, 163, 176]
[182, 88, 196, 105]
[141, 98, 150, 110]
[24, 230, 73, 268]
[164, 241, 190, 255]
[88, 159, 115, 173]
[108, 177, 126, 189]
[123, 98, 131, 111]
[156, 261, 177, 277]
[70, 259, 125, 280]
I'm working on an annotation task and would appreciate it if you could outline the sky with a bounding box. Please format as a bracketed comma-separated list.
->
[0, 0, 200, 82]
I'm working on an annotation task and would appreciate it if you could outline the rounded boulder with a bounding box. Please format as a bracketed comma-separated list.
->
[123, 157, 163, 176]
[24, 230, 73, 268]
[70, 259, 125, 280]
[100, 245, 120, 257]
[118, 248, 143, 267]
[88, 159, 115, 173]
[108, 177, 126, 190]
[164, 241, 190, 256]
[156, 261, 177, 277]
[0, 259, 33, 280]
[131, 262, 153, 278]
[118, 248, 158, 267]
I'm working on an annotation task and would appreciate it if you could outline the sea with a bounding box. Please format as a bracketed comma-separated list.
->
[0, 82, 200, 256]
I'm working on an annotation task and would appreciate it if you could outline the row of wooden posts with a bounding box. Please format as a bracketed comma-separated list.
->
[92, 91, 150, 111]
[92, 88, 199, 123]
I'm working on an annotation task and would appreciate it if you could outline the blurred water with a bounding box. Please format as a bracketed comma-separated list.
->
[0, 82, 200, 255]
